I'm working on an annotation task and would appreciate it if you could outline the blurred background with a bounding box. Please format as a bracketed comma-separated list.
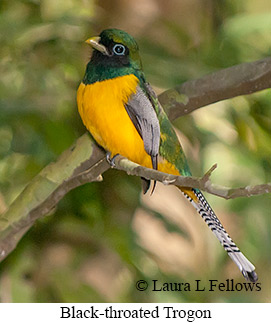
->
[0, 0, 271, 302]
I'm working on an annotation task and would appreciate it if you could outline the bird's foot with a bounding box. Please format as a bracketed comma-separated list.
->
[106, 152, 119, 167]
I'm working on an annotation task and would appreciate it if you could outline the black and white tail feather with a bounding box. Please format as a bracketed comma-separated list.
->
[182, 188, 258, 282]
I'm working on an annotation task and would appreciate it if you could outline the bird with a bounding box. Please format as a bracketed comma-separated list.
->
[77, 28, 258, 282]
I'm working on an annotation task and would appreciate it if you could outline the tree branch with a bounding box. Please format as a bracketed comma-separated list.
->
[112, 156, 271, 199]
[1, 57, 271, 261]
[159, 57, 271, 120]
[0, 134, 109, 261]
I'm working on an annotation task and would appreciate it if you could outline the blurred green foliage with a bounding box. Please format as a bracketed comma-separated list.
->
[0, 0, 270, 302]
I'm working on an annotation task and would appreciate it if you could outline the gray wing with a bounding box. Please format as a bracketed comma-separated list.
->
[125, 85, 160, 170]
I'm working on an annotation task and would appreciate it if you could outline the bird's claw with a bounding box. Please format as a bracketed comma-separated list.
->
[106, 152, 119, 167]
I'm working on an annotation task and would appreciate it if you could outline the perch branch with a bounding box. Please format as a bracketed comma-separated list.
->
[0, 134, 109, 261]
[112, 156, 271, 199]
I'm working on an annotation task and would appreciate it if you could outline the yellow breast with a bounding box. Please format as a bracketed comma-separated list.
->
[77, 74, 153, 168]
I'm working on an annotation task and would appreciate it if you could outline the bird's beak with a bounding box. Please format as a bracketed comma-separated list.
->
[85, 36, 109, 56]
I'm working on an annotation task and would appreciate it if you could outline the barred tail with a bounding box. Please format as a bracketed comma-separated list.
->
[180, 187, 258, 282]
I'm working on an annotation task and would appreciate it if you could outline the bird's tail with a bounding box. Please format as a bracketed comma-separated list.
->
[179, 187, 258, 282]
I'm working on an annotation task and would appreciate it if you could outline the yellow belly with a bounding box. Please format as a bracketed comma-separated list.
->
[77, 75, 153, 168]
[77, 74, 181, 177]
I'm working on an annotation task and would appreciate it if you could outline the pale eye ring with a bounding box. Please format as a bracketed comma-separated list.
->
[112, 44, 126, 55]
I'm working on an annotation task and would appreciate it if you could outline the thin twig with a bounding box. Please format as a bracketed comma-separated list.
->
[112, 156, 271, 199]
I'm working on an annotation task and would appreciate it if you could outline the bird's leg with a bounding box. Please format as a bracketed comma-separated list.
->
[106, 152, 119, 167]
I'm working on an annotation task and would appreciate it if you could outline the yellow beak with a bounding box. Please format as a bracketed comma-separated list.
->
[85, 36, 109, 55]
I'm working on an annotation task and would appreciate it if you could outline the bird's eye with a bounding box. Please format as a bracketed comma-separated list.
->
[112, 44, 126, 55]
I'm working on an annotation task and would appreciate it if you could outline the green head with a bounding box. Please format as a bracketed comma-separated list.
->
[83, 29, 144, 84]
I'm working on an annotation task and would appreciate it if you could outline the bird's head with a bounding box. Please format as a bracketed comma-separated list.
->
[85, 29, 142, 71]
